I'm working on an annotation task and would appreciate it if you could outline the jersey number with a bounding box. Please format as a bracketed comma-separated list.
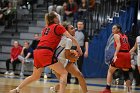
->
[44, 28, 50, 35]
[122, 38, 128, 43]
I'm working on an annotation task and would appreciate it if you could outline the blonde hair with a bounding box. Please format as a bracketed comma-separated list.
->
[45, 11, 57, 26]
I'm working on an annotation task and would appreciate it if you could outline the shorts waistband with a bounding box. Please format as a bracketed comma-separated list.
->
[119, 50, 129, 52]
[37, 46, 53, 52]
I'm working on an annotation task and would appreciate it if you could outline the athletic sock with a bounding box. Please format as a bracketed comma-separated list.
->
[106, 84, 111, 90]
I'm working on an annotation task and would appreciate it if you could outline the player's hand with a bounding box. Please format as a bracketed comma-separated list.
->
[84, 51, 88, 58]
[10, 58, 14, 63]
[77, 47, 83, 56]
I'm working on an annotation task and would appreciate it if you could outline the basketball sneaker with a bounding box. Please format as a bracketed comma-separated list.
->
[4, 71, 9, 75]
[9, 72, 15, 76]
[50, 86, 57, 93]
[100, 88, 111, 93]
[9, 89, 20, 93]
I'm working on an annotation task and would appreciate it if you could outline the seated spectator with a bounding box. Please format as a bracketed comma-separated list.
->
[20, 0, 31, 10]
[30, 34, 40, 50]
[78, 0, 87, 20]
[4, 2, 16, 28]
[48, 0, 65, 15]
[0, 10, 4, 25]
[63, 0, 78, 22]
[18, 41, 33, 77]
[4, 41, 22, 76]
[0, 1, 5, 25]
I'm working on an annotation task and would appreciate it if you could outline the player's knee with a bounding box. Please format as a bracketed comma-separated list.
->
[60, 71, 68, 79]
[60, 73, 67, 86]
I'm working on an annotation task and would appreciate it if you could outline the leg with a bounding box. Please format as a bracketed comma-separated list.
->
[49, 62, 67, 93]
[66, 62, 88, 93]
[6, 59, 11, 71]
[10, 67, 43, 93]
[106, 65, 117, 86]
[75, 55, 84, 84]
[122, 69, 132, 93]
[138, 66, 140, 74]
[12, 59, 20, 72]
[5, 59, 11, 75]
[100, 65, 117, 93]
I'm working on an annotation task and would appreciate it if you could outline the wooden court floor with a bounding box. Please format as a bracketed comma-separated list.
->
[0, 74, 140, 93]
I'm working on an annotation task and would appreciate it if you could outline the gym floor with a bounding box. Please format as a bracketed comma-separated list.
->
[0, 74, 140, 93]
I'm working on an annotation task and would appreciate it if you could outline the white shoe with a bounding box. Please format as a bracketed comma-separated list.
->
[50, 87, 57, 93]
[4, 71, 9, 75]
[132, 80, 136, 86]
[44, 74, 47, 79]
[9, 72, 15, 76]
[20, 72, 24, 77]
[9, 88, 20, 93]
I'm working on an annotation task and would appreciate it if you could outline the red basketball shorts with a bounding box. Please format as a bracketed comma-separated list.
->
[111, 52, 131, 69]
[33, 49, 56, 68]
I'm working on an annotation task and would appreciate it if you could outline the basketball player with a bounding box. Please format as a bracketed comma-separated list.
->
[50, 24, 88, 93]
[130, 36, 140, 74]
[10, 11, 82, 93]
[100, 24, 132, 93]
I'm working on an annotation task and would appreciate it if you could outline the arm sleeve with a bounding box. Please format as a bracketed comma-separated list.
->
[84, 31, 89, 42]
[65, 38, 72, 49]
[55, 25, 66, 35]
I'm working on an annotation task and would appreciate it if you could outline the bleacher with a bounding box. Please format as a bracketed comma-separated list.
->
[0, 1, 47, 75]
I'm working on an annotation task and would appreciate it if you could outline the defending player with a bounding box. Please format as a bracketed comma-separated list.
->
[9, 11, 82, 93]
[100, 24, 132, 93]
[130, 36, 140, 74]
[50, 23, 88, 93]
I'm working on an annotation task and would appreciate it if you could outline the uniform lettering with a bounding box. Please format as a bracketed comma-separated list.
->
[122, 38, 128, 43]
[44, 28, 50, 35]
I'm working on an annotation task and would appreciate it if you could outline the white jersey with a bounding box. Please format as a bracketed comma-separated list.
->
[137, 36, 140, 55]
[57, 36, 72, 66]
[136, 36, 140, 66]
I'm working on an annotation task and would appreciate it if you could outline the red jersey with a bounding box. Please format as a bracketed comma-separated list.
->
[114, 33, 130, 51]
[10, 45, 22, 60]
[38, 24, 66, 50]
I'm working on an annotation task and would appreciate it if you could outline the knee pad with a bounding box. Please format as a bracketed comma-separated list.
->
[122, 71, 130, 81]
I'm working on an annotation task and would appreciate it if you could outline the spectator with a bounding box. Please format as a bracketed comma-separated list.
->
[18, 41, 33, 77]
[0, 10, 4, 25]
[0, 1, 5, 25]
[4, 41, 22, 76]
[4, 2, 16, 28]
[63, 0, 78, 22]
[78, 0, 87, 20]
[30, 34, 40, 50]
[48, 0, 65, 15]
[67, 20, 89, 84]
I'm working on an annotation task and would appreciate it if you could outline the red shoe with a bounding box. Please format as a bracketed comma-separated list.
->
[100, 88, 111, 93]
